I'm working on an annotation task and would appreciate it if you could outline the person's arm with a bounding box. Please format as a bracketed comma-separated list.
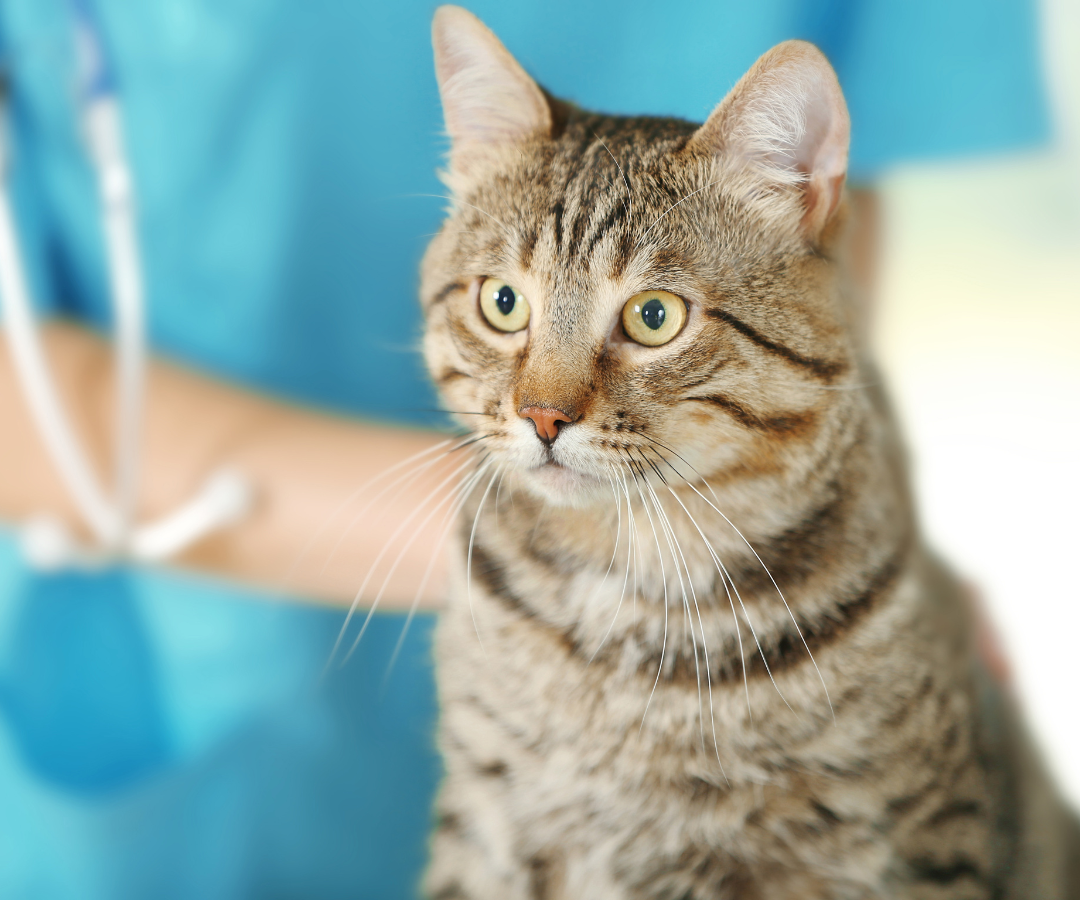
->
[0, 320, 457, 609]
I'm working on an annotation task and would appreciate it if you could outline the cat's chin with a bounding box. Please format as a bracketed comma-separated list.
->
[522, 463, 607, 507]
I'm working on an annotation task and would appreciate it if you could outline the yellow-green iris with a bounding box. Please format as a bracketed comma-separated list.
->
[621, 290, 686, 346]
[479, 278, 530, 332]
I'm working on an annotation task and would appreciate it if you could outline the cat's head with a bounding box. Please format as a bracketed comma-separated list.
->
[421, 6, 855, 509]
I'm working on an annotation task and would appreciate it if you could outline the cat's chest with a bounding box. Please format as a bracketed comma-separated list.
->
[438, 549, 843, 785]
[437, 595, 904, 894]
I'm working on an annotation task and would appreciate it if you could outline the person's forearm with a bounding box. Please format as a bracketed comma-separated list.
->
[0, 321, 455, 609]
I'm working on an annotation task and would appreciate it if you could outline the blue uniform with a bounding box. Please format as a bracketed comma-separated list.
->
[0, 0, 1049, 896]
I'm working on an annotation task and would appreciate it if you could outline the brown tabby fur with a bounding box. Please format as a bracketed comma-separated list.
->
[419, 8, 1079, 898]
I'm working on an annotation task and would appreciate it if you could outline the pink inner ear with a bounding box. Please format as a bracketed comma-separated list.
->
[433, 7, 551, 155]
[690, 41, 850, 238]
[799, 88, 838, 174]
[797, 72, 849, 233]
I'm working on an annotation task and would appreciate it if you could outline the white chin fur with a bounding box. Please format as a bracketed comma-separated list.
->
[522, 463, 608, 507]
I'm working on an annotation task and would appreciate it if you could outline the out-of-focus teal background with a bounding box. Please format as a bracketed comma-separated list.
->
[0, 0, 1073, 897]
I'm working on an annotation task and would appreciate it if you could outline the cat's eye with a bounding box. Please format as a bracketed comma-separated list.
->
[621, 290, 687, 346]
[479, 278, 531, 333]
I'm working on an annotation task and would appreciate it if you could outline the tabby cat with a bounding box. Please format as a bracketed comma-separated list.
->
[419, 7, 1079, 898]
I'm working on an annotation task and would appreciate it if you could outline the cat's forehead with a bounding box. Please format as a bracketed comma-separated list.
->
[458, 113, 724, 314]
[545, 113, 699, 176]
[503, 113, 704, 231]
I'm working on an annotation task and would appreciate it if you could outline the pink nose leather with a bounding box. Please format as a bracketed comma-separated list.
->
[519, 406, 573, 443]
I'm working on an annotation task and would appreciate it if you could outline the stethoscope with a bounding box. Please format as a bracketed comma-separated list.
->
[0, 0, 252, 571]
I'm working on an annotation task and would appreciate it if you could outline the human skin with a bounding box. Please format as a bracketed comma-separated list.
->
[0, 321, 456, 608]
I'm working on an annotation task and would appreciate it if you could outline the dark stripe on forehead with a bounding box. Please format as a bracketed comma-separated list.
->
[559, 136, 619, 263]
[610, 230, 637, 280]
[551, 201, 565, 253]
[573, 134, 608, 191]
[645, 246, 691, 275]
[582, 200, 629, 263]
[567, 207, 591, 262]
[706, 308, 846, 381]
[519, 226, 539, 271]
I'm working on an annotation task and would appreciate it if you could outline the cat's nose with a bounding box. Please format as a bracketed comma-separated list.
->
[519, 406, 573, 444]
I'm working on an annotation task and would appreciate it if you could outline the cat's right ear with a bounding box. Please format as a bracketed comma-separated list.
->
[432, 6, 552, 182]
[688, 41, 850, 242]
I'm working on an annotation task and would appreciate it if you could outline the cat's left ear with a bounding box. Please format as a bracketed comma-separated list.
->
[689, 41, 850, 241]
[432, 6, 553, 180]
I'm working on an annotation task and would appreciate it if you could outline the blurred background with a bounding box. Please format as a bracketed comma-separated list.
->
[875, 0, 1080, 806]
[0, 0, 1076, 897]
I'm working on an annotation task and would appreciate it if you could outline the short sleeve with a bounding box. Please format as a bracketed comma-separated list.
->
[814, 0, 1052, 180]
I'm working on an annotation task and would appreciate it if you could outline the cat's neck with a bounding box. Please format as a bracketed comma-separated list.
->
[462, 401, 914, 682]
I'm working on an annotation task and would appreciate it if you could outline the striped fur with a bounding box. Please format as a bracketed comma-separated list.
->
[419, 9, 1078, 898]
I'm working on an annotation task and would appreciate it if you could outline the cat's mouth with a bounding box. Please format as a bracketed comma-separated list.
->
[526, 459, 606, 505]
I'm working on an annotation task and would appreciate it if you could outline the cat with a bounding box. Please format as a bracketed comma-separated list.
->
[418, 6, 1080, 898]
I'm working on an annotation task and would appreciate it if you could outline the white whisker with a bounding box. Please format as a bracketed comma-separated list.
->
[627, 457, 670, 734]
[320, 441, 467, 578]
[634, 178, 725, 253]
[641, 472, 725, 774]
[594, 132, 633, 226]
[284, 437, 460, 588]
[326, 454, 481, 672]
[642, 437, 832, 721]
[381, 462, 499, 689]
[660, 477, 753, 728]
[641, 446, 798, 720]
[581, 473, 624, 622]
[344, 459, 492, 665]
[660, 452, 832, 722]
[590, 467, 636, 664]
[465, 467, 502, 655]
[642, 472, 708, 759]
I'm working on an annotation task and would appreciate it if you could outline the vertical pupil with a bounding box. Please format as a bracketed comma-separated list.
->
[495, 285, 516, 315]
[641, 298, 666, 330]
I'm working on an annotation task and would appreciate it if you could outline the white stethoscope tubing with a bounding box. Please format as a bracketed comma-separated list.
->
[87, 96, 145, 548]
[0, 152, 120, 547]
[0, 7, 252, 570]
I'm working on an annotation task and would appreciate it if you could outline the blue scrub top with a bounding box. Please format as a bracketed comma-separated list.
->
[0, 0, 1049, 897]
